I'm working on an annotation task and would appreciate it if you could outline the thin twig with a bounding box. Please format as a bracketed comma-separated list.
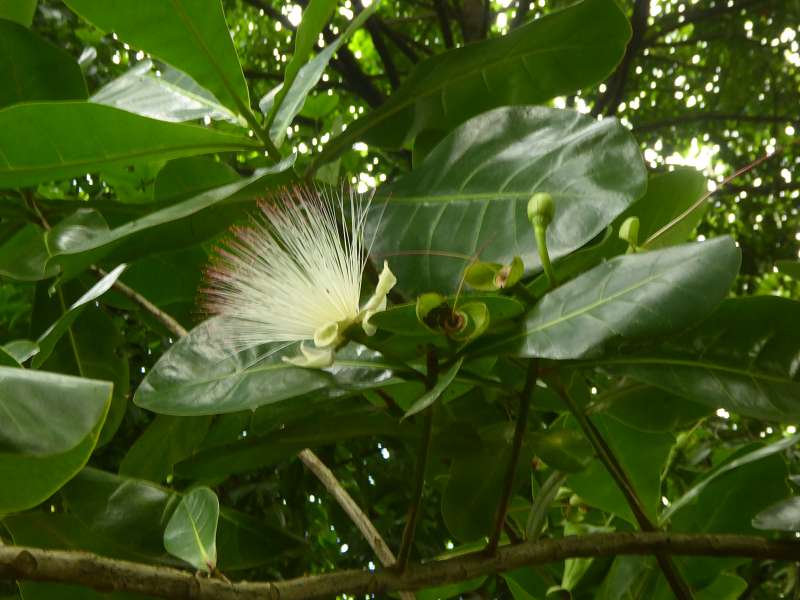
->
[3, 534, 800, 600]
[396, 347, 438, 571]
[485, 359, 539, 554]
[554, 379, 694, 599]
[297, 449, 415, 600]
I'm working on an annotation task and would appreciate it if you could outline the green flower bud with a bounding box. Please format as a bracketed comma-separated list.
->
[527, 192, 555, 228]
[618, 216, 640, 246]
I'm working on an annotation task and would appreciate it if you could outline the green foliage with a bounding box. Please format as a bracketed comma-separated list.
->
[1, 1, 799, 598]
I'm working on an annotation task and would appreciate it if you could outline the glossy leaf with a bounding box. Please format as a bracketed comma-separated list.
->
[91, 60, 242, 125]
[752, 496, 800, 531]
[32, 264, 126, 368]
[369, 106, 647, 296]
[405, 357, 464, 418]
[483, 237, 739, 359]
[2, 340, 39, 364]
[314, 0, 630, 162]
[0, 0, 37, 26]
[45, 157, 294, 280]
[0, 102, 261, 189]
[0, 366, 110, 455]
[163, 486, 219, 572]
[0, 19, 86, 108]
[0, 370, 111, 513]
[135, 317, 398, 416]
[600, 296, 800, 421]
[64, 0, 250, 113]
[260, 4, 374, 146]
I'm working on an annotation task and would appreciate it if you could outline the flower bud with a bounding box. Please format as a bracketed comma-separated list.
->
[618, 216, 640, 247]
[527, 192, 555, 228]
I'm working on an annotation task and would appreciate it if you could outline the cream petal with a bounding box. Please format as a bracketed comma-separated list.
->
[282, 343, 334, 369]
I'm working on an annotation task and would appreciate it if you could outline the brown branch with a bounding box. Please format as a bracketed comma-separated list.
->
[633, 112, 798, 133]
[3, 534, 800, 600]
[593, 0, 649, 116]
[433, 0, 454, 48]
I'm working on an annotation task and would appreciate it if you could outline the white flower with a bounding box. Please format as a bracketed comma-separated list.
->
[203, 185, 396, 368]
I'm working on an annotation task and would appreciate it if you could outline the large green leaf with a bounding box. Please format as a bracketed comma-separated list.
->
[0, 369, 111, 513]
[163, 486, 219, 573]
[91, 60, 242, 125]
[0, 19, 86, 108]
[134, 317, 398, 416]
[0, 102, 261, 189]
[483, 237, 739, 359]
[312, 0, 630, 164]
[45, 157, 294, 280]
[598, 296, 800, 421]
[0, 0, 37, 26]
[63, 0, 249, 114]
[370, 106, 646, 296]
[0, 366, 110, 455]
[5, 467, 303, 569]
[261, 3, 373, 146]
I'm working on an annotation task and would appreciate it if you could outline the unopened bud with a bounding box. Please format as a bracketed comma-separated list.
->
[618, 216, 640, 247]
[527, 192, 555, 228]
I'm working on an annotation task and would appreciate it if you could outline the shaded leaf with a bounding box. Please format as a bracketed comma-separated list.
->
[752, 496, 800, 531]
[0, 0, 37, 26]
[404, 357, 464, 418]
[0, 224, 58, 281]
[0, 19, 86, 108]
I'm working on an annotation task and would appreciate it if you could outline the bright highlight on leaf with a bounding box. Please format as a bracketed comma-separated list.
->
[203, 185, 396, 367]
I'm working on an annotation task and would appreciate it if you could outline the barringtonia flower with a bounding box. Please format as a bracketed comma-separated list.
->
[203, 185, 396, 368]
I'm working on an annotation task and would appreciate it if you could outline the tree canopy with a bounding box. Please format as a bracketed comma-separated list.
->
[1, 1, 800, 599]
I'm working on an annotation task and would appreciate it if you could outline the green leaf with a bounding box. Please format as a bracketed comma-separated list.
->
[662, 433, 800, 523]
[0, 19, 86, 108]
[91, 60, 243, 126]
[599, 296, 800, 421]
[260, 3, 375, 146]
[63, 0, 250, 114]
[0, 102, 261, 189]
[163, 486, 219, 572]
[369, 106, 647, 296]
[752, 496, 800, 531]
[483, 237, 740, 359]
[0, 368, 111, 513]
[264, 0, 337, 132]
[404, 357, 464, 418]
[120, 415, 212, 483]
[175, 398, 409, 480]
[2, 340, 39, 364]
[135, 317, 398, 416]
[32, 264, 126, 368]
[624, 167, 708, 249]
[5, 467, 304, 569]
[0, 0, 37, 26]
[0, 366, 110, 455]
[313, 0, 630, 163]
[153, 155, 239, 201]
[0, 224, 58, 281]
[529, 428, 593, 473]
[591, 383, 711, 433]
[776, 259, 800, 278]
[567, 413, 675, 524]
[45, 157, 294, 280]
